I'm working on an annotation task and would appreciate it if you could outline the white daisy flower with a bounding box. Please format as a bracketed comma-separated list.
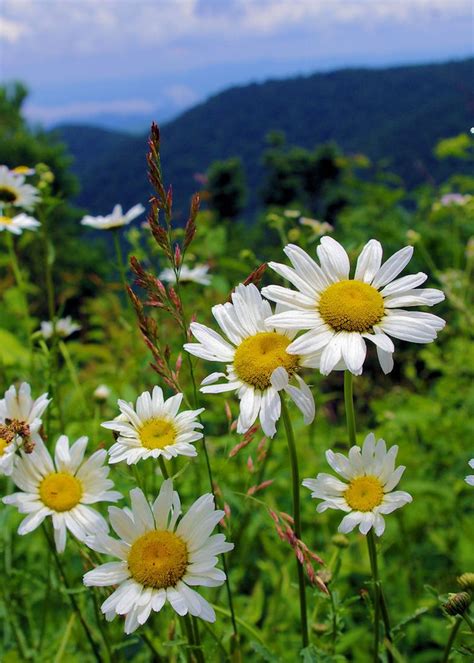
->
[40, 316, 81, 340]
[0, 213, 40, 234]
[102, 386, 204, 465]
[81, 203, 145, 231]
[184, 283, 315, 438]
[0, 165, 39, 211]
[83, 480, 233, 634]
[3, 435, 122, 552]
[0, 432, 27, 477]
[159, 264, 211, 286]
[0, 382, 50, 436]
[262, 238, 445, 375]
[94, 384, 111, 402]
[303, 433, 412, 537]
[465, 459, 474, 486]
[12, 166, 35, 176]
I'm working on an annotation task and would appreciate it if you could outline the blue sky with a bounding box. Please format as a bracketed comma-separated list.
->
[1, 0, 472, 130]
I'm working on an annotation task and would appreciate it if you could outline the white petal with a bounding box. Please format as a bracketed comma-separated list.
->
[355, 239, 383, 284]
[372, 246, 413, 289]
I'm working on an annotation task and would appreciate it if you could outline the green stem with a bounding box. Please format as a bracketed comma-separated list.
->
[6, 232, 33, 337]
[462, 612, 474, 632]
[158, 455, 169, 479]
[344, 371, 356, 446]
[183, 614, 203, 663]
[113, 228, 129, 294]
[367, 530, 381, 662]
[441, 616, 462, 662]
[42, 526, 102, 662]
[280, 397, 309, 649]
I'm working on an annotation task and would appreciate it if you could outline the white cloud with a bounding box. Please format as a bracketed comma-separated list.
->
[0, 16, 29, 43]
[24, 98, 156, 124]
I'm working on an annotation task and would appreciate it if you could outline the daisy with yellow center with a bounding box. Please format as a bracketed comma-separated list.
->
[102, 386, 204, 465]
[0, 212, 40, 235]
[261, 237, 445, 375]
[3, 436, 122, 552]
[83, 480, 233, 634]
[303, 433, 412, 536]
[184, 283, 315, 438]
[0, 165, 39, 211]
[80, 203, 145, 230]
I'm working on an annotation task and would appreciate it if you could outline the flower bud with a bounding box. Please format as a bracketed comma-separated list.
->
[457, 573, 474, 592]
[332, 533, 349, 548]
[443, 592, 471, 616]
[288, 228, 301, 242]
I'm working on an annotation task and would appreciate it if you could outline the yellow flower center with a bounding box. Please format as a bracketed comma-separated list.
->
[318, 280, 384, 332]
[13, 166, 31, 174]
[0, 437, 10, 456]
[344, 476, 384, 512]
[0, 216, 13, 225]
[128, 530, 188, 588]
[233, 331, 300, 390]
[139, 418, 177, 449]
[39, 472, 83, 512]
[0, 187, 18, 204]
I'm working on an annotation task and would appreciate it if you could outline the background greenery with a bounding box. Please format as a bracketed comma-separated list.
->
[0, 73, 473, 662]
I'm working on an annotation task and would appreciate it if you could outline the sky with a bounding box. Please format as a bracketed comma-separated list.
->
[1, 0, 472, 131]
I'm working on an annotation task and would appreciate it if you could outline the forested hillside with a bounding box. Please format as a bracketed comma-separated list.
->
[57, 58, 473, 217]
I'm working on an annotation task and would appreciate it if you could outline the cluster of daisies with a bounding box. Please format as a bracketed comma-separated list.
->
[2, 234, 471, 636]
[0, 382, 231, 633]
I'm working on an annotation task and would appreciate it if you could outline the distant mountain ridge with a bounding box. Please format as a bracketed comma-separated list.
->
[57, 58, 473, 218]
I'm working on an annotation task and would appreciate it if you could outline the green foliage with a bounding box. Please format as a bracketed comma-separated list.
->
[1, 93, 474, 662]
[206, 157, 247, 220]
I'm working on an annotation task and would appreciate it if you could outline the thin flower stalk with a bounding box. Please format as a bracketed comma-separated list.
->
[280, 397, 309, 648]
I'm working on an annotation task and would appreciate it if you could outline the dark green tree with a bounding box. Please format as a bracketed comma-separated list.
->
[206, 157, 247, 220]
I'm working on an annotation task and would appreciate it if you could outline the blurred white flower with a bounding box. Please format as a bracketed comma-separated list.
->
[299, 217, 334, 238]
[438, 193, 472, 207]
[3, 435, 121, 552]
[0, 166, 39, 211]
[262, 238, 445, 376]
[12, 166, 35, 176]
[159, 264, 211, 286]
[303, 433, 412, 537]
[0, 213, 40, 235]
[465, 459, 474, 486]
[94, 385, 111, 402]
[81, 203, 145, 230]
[84, 480, 233, 633]
[40, 316, 81, 340]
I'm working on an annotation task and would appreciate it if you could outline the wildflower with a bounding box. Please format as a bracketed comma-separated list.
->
[3, 436, 121, 552]
[184, 283, 315, 438]
[0, 382, 50, 438]
[439, 193, 472, 207]
[0, 165, 39, 211]
[0, 213, 40, 234]
[12, 166, 35, 176]
[303, 433, 412, 536]
[94, 384, 111, 402]
[83, 480, 233, 634]
[40, 316, 81, 340]
[299, 217, 334, 238]
[159, 264, 211, 286]
[81, 203, 145, 230]
[262, 238, 445, 375]
[102, 386, 204, 465]
[465, 459, 474, 486]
